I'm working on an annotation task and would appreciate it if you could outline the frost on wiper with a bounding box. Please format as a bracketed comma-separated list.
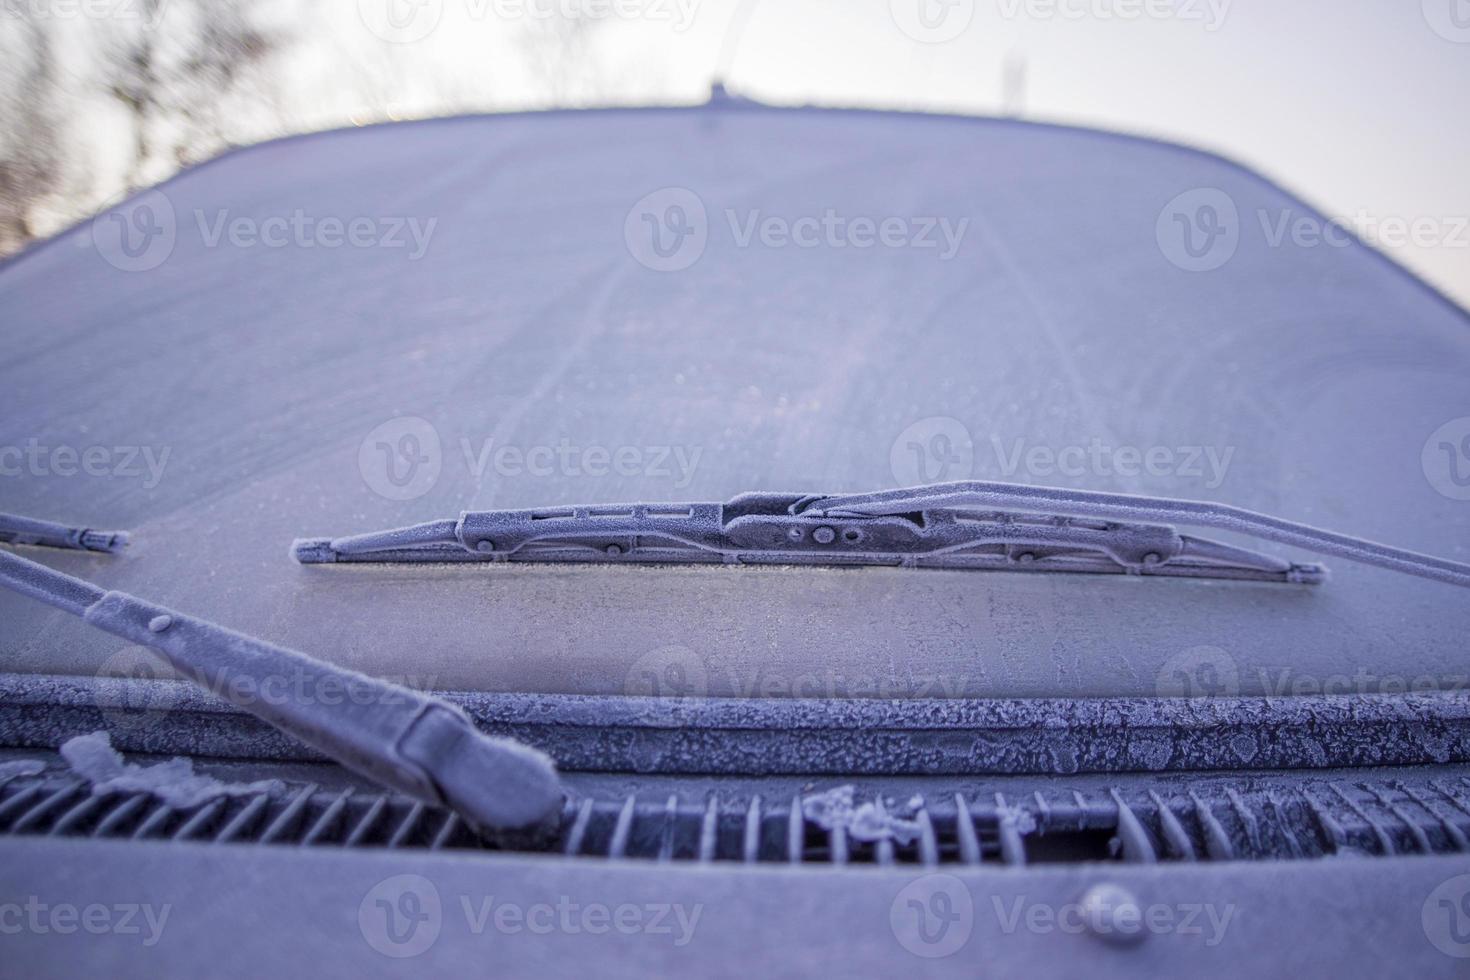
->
[289, 479, 1470, 587]
[0, 512, 128, 554]
[0, 548, 565, 833]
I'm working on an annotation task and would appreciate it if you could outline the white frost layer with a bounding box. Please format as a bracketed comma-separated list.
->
[60, 731, 284, 809]
[801, 784, 923, 844]
[0, 759, 45, 780]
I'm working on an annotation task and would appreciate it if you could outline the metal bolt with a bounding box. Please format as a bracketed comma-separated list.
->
[813, 526, 836, 544]
[1079, 883, 1145, 946]
[147, 615, 173, 633]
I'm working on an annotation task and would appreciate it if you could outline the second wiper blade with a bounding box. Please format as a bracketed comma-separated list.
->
[292, 484, 1363, 585]
[0, 512, 128, 554]
[0, 548, 565, 833]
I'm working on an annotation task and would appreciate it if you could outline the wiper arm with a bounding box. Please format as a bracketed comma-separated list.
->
[0, 512, 128, 554]
[291, 480, 1470, 586]
[0, 548, 565, 832]
[803, 481, 1470, 589]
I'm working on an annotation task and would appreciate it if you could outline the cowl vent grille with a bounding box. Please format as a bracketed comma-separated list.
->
[4, 770, 1470, 866]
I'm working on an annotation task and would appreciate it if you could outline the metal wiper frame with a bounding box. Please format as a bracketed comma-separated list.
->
[283, 479, 1470, 586]
[0, 547, 566, 833]
[0, 513, 128, 554]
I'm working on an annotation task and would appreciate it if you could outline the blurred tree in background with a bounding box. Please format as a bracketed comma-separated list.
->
[104, 0, 276, 189]
[0, 0, 611, 258]
[0, 0, 284, 254]
[0, 15, 61, 252]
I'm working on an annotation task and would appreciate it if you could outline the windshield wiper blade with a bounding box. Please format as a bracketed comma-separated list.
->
[0, 548, 565, 833]
[296, 481, 1453, 586]
[0, 513, 128, 554]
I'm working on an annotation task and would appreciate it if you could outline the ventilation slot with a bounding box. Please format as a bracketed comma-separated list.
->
[4, 771, 1470, 867]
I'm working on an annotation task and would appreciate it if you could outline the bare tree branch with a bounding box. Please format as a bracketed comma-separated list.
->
[0, 17, 61, 253]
